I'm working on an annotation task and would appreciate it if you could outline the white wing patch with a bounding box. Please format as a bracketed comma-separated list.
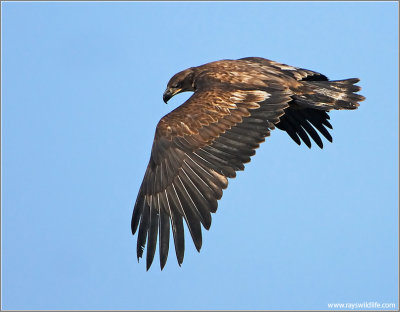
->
[230, 90, 270, 109]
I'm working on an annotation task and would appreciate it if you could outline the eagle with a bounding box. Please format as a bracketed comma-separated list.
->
[131, 57, 365, 270]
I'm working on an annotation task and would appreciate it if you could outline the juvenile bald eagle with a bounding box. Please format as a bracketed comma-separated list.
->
[132, 57, 365, 270]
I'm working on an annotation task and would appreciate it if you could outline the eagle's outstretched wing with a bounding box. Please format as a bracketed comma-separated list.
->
[132, 84, 293, 270]
[132, 58, 365, 270]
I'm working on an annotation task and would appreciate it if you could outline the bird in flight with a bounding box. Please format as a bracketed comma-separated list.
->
[131, 57, 365, 270]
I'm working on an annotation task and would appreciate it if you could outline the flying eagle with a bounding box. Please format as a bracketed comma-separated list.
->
[131, 57, 365, 270]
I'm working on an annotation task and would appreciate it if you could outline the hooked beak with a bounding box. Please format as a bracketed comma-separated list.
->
[163, 88, 182, 104]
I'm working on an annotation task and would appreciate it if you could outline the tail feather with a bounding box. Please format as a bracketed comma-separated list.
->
[293, 78, 365, 110]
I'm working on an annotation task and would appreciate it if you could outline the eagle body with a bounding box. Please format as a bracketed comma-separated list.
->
[132, 57, 365, 270]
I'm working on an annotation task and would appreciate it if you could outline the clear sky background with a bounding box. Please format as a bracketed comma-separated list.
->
[2, 1, 398, 310]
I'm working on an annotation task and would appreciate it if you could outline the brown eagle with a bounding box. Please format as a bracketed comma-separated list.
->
[131, 57, 365, 270]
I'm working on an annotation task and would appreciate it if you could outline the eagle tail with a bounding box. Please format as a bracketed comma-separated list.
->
[294, 78, 365, 111]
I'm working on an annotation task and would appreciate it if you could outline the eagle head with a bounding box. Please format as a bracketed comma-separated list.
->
[163, 68, 196, 103]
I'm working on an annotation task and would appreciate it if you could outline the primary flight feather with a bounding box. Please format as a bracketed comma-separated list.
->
[131, 57, 365, 270]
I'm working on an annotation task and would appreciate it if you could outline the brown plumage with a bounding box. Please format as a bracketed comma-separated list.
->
[131, 57, 365, 270]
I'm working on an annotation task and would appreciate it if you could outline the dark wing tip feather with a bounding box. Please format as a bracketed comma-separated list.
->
[136, 201, 150, 261]
[131, 190, 145, 235]
[277, 107, 334, 149]
[159, 194, 170, 270]
[146, 205, 159, 271]
[168, 194, 185, 265]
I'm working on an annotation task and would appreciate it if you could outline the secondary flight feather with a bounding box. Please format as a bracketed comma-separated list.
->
[131, 57, 365, 270]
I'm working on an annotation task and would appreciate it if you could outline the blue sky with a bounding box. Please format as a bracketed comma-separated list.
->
[2, 1, 398, 310]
